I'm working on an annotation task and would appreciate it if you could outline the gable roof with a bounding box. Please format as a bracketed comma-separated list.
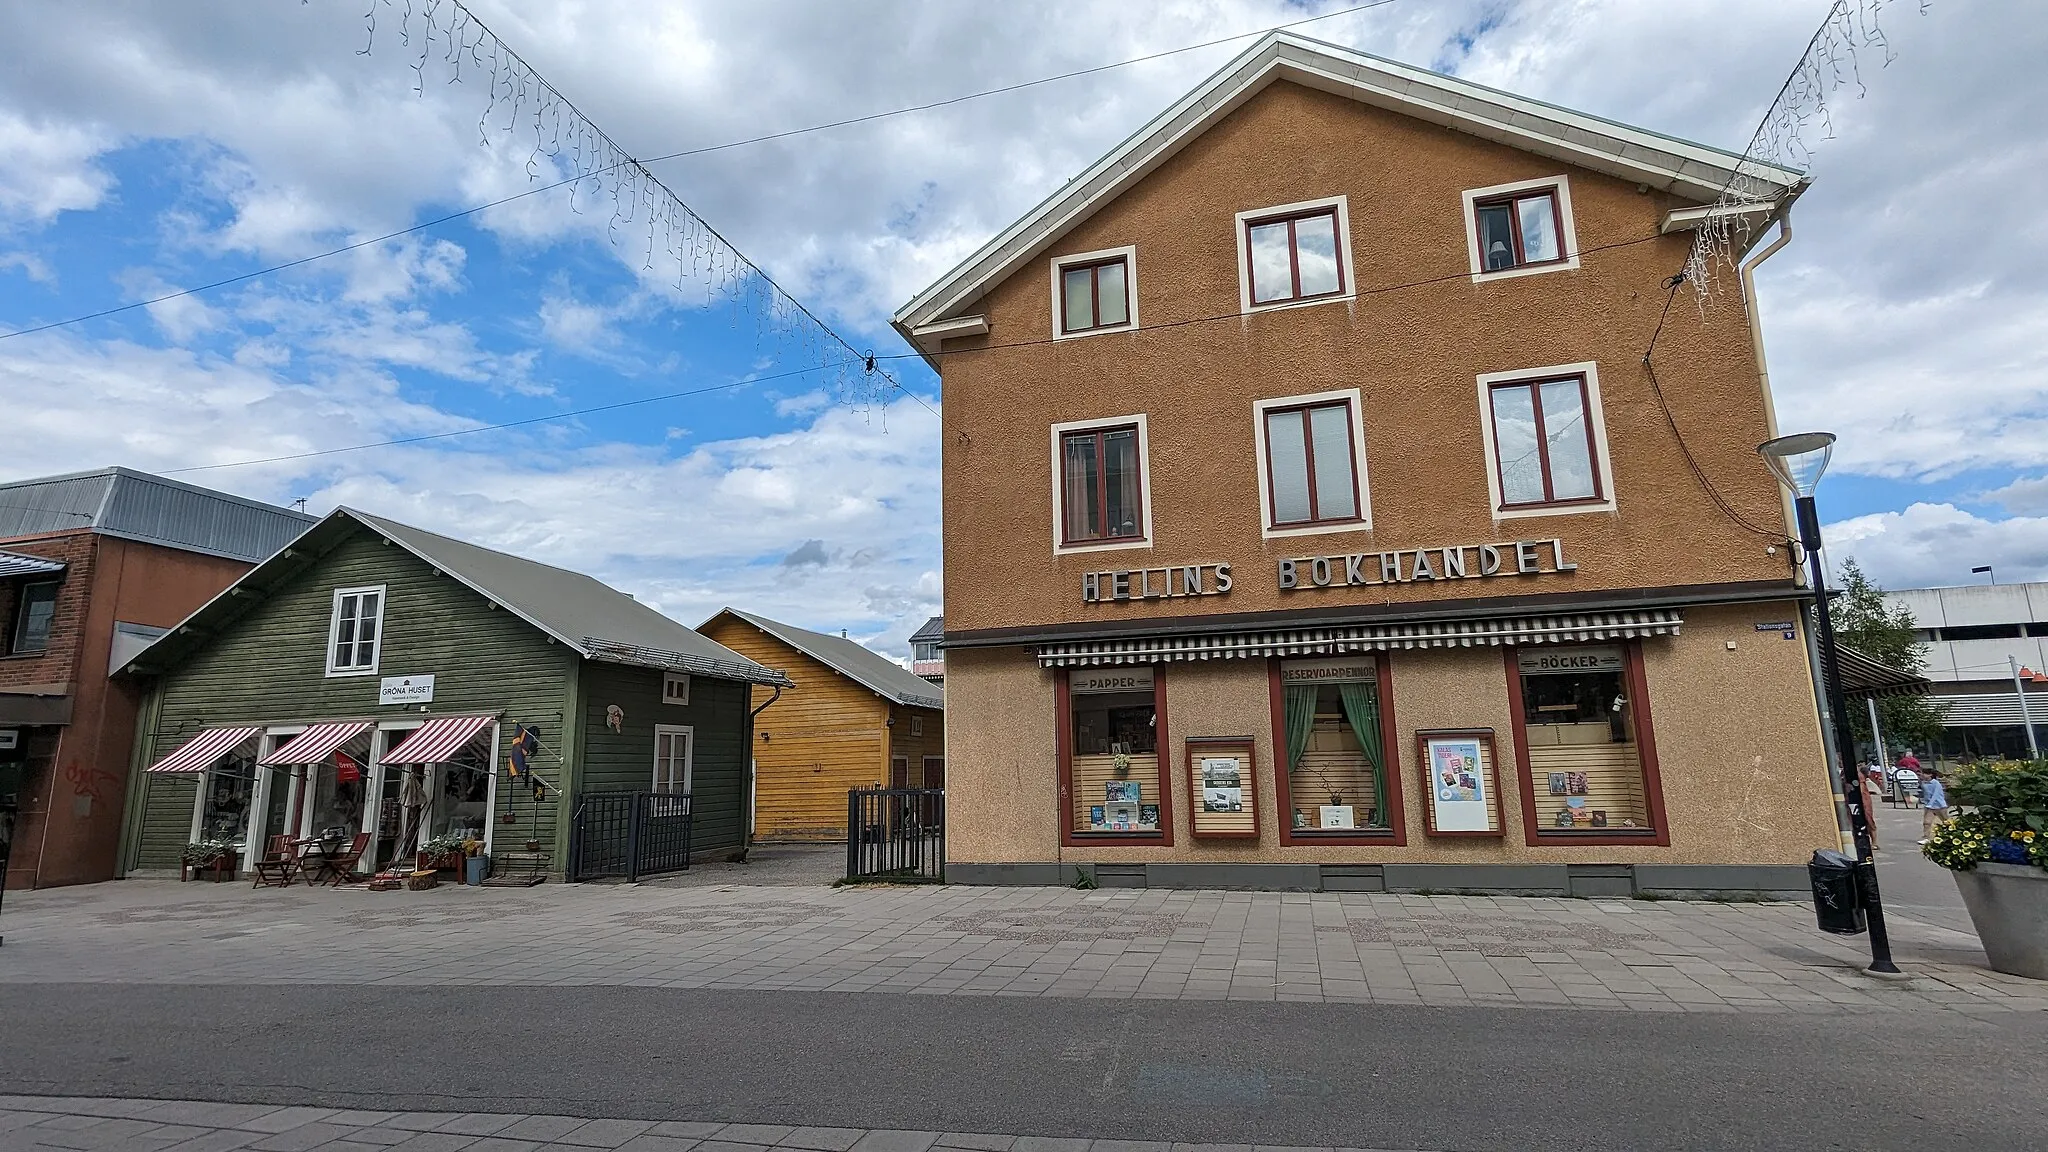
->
[0, 466, 317, 563]
[121, 508, 791, 687]
[893, 31, 1806, 359]
[710, 608, 945, 709]
[909, 615, 945, 644]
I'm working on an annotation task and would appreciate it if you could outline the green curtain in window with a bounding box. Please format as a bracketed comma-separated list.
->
[1283, 685, 1318, 771]
[1336, 681, 1387, 828]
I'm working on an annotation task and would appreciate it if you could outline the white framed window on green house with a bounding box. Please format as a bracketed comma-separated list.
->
[325, 585, 385, 676]
[653, 724, 693, 794]
[663, 671, 690, 705]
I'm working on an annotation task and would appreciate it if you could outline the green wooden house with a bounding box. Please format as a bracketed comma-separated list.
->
[114, 507, 791, 881]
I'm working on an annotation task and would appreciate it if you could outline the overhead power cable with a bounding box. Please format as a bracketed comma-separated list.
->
[0, 0, 1399, 347]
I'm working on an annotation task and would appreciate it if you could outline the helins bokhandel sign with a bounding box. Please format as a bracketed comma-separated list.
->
[1083, 562, 1232, 603]
[1279, 537, 1578, 592]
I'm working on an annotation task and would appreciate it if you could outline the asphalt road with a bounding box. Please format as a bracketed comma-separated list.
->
[2, 984, 2043, 1151]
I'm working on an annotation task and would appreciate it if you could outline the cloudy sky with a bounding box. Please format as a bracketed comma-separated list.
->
[0, 0, 2038, 655]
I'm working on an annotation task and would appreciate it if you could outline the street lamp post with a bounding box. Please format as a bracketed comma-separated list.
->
[1759, 431, 1899, 974]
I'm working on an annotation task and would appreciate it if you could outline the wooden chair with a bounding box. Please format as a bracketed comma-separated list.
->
[251, 834, 299, 888]
[316, 832, 371, 886]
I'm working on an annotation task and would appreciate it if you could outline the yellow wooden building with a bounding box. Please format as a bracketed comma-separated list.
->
[700, 609, 945, 842]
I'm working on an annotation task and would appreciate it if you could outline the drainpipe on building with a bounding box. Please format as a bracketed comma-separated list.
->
[743, 685, 782, 854]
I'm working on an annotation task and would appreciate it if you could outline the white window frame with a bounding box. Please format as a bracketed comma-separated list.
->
[1462, 175, 1580, 283]
[1252, 387, 1374, 539]
[662, 671, 691, 705]
[1049, 245, 1139, 340]
[1049, 413, 1153, 556]
[1475, 361, 1617, 520]
[653, 724, 694, 794]
[325, 584, 387, 677]
[1235, 195, 1356, 315]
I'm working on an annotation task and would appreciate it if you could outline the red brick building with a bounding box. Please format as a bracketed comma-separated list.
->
[0, 468, 313, 889]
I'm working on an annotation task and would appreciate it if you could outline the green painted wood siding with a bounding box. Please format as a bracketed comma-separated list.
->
[129, 526, 577, 872]
[133, 774, 197, 868]
[578, 662, 750, 858]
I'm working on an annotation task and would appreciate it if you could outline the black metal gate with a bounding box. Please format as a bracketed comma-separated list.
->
[846, 787, 944, 883]
[569, 791, 693, 881]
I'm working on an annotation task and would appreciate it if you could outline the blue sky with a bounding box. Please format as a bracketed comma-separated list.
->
[3, 1, 2045, 655]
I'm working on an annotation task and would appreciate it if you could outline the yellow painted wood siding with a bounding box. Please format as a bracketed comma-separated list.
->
[700, 616, 888, 841]
[887, 705, 945, 786]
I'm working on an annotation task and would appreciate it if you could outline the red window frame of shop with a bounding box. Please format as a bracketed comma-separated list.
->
[1243, 207, 1346, 306]
[1056, 666, 1174, 847]
[1058, 424, 1145, 546]
[1268, 655, 1407, 846]
[1487, 374, 1605, 512]
[1262, 399, 1365, 529]
[1504, 642, 1672, 847]
[1473, 187, 1568, 271]
[1058, 256, 1131, 335]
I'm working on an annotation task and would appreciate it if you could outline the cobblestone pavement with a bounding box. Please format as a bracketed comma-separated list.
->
[0, 1097, 1425, 1152]
[1, 878, 2040, 1013]
[638, 845, 846, 888]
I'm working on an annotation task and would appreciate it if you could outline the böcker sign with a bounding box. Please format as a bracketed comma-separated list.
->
[1280, 537, 1578, 591]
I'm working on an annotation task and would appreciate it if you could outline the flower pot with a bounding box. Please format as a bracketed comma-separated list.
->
[1951, 862, 2048, 980]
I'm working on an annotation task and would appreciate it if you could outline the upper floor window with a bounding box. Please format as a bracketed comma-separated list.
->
[1052, 416, 1151, 552]
[9, 581, 58, 655]
[912, 640, 942, 662]
[1254, 390, 1371, 536]
[1052, 247, 1136, 338]
[663, 671, 690, 705]
[1463, 177, 1579, 281]
[326, 585, 385, 676]
[1478, 364, 1614, 517]
[1237, 197, 1354, 312]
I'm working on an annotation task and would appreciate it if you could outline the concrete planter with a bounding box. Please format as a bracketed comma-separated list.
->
[1952, 862, 2048, 981]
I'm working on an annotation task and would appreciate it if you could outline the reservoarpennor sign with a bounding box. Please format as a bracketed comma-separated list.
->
[1279, 538, 1579, 591]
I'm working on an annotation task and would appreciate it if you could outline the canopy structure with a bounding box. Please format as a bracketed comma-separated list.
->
[257, 720, 371, 766]
[379, 714, 495, 764]
[1833, 645, 1932, 699]
[1035, 610, 1683, 667]
[146, 726, 264, 774]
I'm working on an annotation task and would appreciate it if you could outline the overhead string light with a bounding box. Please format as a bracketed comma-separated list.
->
[1683, 0, 1925, 301]
[359, 0, 904, 415]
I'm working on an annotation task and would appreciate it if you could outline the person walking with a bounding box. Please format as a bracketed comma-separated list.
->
[1859, 764, 1883, 851]
[1917, 766, 1950, 845]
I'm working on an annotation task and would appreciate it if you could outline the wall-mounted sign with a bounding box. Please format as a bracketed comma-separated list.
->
[0, 729, 17, 751]
[1516, 646, 1623, 675]
[1083, 563, 1231, 603]
[1279, 538, 1578, 591]
[1755, 620, 1797, 640]
[1070, 667, 1154, 694]
[1280, 658, 1378, 684]
[378, 674, 436, 706]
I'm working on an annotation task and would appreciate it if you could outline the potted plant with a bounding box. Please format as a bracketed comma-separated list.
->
[1921, 759, 2048, 979]
[181, 838, 237, 881]
[416, 833, 468, 873]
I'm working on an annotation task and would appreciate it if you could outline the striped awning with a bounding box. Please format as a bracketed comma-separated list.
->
[0, 549, 66, 579]
[258, 720, 371, 766]
[147, 726, 264, 774]
[379, 714, 495, 764]
[1037, 609, 1684, 667]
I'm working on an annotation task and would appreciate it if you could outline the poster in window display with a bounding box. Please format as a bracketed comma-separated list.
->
[1200, 757, 1244, 812]
[1419, 730, 1500, 836]
[1186, 736, 1258, 838]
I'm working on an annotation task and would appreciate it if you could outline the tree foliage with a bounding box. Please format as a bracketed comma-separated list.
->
[1832, 557, 1948, 750]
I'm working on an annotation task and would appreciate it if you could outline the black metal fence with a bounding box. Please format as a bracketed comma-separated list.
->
[569, 791, 693, 882]
[846, 787, 945, 883]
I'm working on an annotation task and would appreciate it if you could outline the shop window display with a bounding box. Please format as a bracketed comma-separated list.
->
[198, 749, 260, 849]
[306, 737, 371, 839]
[1280, 666, 1389, 832]
[1516, 646, 1652, 832]
[1069, 670, 1161, 834]
[430, 739, 492, 841]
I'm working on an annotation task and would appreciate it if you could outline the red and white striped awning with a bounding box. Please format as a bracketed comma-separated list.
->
[258, 721, 371, 766]
[379, 714, 495, 764]
[1036, 609, 1685, 667]
[147, 726, 264, 774]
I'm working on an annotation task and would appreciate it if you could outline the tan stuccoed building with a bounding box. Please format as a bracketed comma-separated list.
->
[893, 33, 1841, 897]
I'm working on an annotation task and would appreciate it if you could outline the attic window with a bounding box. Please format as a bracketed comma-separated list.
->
[1463, 176, 1580, 281]
[1236, 197, 1355, 312]
[326, 585, 385, 676]
[1051, 247, 1137, 338]
[663, 672, 690, 705]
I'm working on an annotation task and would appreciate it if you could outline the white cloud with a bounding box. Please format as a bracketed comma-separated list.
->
[1826, 503, 2048, 590]
[0, 110, 110, 224]
[0, 251, 54, 283]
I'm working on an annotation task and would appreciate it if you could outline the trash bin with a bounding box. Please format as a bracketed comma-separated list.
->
[1808, 849, 1866, 935]
[466, 854, 488, 886]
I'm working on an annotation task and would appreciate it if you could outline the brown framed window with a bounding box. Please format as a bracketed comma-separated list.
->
[1244, 207, 1344, 305]
[1474, 187, 1565, 272]
[9, 580, 59, 655]
[1487, 375, 1603, 510]
[1059, 424, 1144, 544]
[1059, 666, 1172, 844]
[1506, 644, 1668, 845]
[1271, 656, 1403, 844]
[1263, 400, 1361, 527]
[1059, 256, 1131, 334]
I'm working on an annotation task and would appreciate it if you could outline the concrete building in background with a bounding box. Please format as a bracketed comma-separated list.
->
[1888, 580, 2048, 761]
[0, 467, 316, 889]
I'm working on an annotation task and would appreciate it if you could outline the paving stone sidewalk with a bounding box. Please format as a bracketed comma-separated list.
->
[2, 1096, 1424, 1152]
[0, 879, 2040, 1014]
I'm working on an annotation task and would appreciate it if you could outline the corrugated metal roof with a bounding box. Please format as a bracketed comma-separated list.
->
[0, 467, 315, 563]
[909, 615, 945, 643]
[1924, 693, 2048, 727]
[716, 609, 945, 708]
[0, 549, 67, 579]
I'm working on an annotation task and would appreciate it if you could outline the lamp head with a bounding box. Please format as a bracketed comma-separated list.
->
[1758, 431, 1837, 497]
